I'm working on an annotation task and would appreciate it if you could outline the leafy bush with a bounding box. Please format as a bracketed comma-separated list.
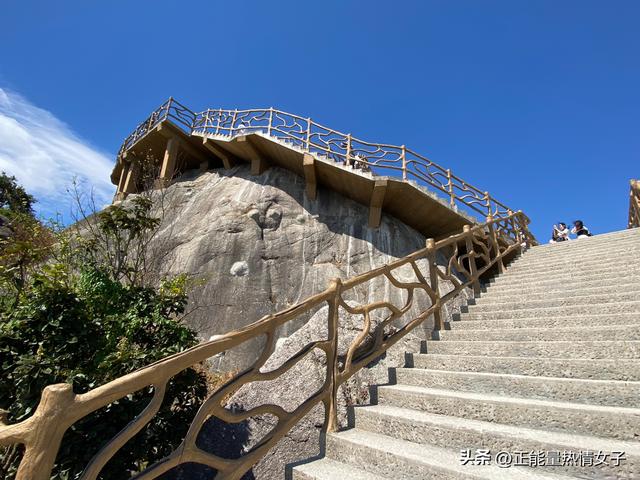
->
[0, 183, 209, 479]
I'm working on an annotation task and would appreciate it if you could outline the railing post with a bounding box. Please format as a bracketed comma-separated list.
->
[306, 117, 311, 150]
[268, 107, 274, 136]
[11, 384, 76, 480]
[401, 145, 407, 181]
[326, 278, 342, 433]
[630, 180, 640, 229]
[345, 134, 352, 166]
[165, 97, 173, 122]
[486, 214, 504, 274]
[426, 238, 443, 330]
[519, 212, 529, 247]
[518, 211, 535, 247]
[463, 225, 481, 296]
[231, 109, 238, 136]
[630, 189, 634, 229]
[508, 210, 523, 247]
[201, 108, 209, 132]
[484, 191, 492, 218]
[447, 169, 455, 207]
[215, 109, 222, 135]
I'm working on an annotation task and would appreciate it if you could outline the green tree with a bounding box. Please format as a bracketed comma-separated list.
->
[0, 212, 54, 301]
[0, 172, 35, 215]
[0, 184, 208, 479]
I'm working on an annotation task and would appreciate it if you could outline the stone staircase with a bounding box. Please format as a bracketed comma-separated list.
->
[293, 228, 640, 479]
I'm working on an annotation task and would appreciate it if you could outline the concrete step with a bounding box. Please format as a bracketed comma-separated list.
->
[394, 368, 640, 407]
[503, 263, 640, 279]
[292, 458, 384, 480]
[522, 236, 640, 258]
[527, 230, 640, 252]
[525, 242, 640, 261]
[377, 384, 640, 440]
[485, 274, 640, 293]
[518, 241, 635, 261]
[476, 283, 640, 303]
[507, 253, 640, 273]
[481, 284, 640, 303]
[355, 405, 640, 479]
[514, 241, 640, 258]
[521, 237, 640, 259]
[426, 340, 640, 359]
[439, 324, 640, 342]
[486, 270, 640, 288]
[503, 264, 640, 281]
[457, 302, 640, 320]
[411, 353, 640, 381]
[466, 293, 640, 313]
[325, 428, 570, 480]
[448, 313, 640, 330]
[492, 265, 640, 283]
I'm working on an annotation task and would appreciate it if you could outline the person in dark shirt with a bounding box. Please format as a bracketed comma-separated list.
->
[571, 220, 592, 239]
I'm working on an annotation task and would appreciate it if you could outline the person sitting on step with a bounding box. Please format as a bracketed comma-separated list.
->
[550, 222, 570, 243]
[571, 220, 592, 239]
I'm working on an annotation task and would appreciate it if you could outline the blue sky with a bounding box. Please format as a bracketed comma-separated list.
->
[0, 1, 638, 240]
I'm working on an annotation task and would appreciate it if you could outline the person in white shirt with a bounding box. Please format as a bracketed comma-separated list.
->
[550, 222, 570, 243]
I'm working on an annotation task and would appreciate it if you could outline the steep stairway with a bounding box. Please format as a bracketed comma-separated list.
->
[293, 228, 640, 479]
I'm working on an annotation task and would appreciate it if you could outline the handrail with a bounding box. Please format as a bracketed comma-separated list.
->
[629, 179, 639, 229]
[116, 98, 520, 221]
[117, 98, 196, 156]
[0, 211, 535, 480]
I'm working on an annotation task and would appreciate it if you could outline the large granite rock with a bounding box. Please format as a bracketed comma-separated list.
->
[142, 164, 472, 479]
[148, 164, 456, 370]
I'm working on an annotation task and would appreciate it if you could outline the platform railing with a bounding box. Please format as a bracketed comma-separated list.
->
[117, 99, 518, 220]
[191, 108, 514, 219]
[0, 211, 534, 480]
[629, 179, 640, 229]
[117, 98, 196, 156]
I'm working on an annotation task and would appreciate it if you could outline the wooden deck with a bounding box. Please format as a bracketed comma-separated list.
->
[111, 121, 478, 239]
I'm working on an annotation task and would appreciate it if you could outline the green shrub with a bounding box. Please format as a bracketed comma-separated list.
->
[0, 185, 208, 479]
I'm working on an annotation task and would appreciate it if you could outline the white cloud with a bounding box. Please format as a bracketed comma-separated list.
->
[0, 88, 115, 217]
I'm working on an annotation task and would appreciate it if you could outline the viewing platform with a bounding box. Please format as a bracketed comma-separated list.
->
[111, 98, 525, 239]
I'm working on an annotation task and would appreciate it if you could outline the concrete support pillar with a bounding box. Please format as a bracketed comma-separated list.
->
[159, 136, 179, 186]
[303, 154, 317, 200]
[122, 163, 140, 195]
[368, 179, 388, 228]
[203, 138, 236, 169]
[113, 164, 129, 201]
[116, 164, 127, 193]
[237, 135, 269, 175]
[250, 157, 268, 176]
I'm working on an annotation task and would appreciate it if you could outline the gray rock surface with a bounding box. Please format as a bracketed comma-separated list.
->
[138, 164, 473, 479]
[147, 164, 468, 370]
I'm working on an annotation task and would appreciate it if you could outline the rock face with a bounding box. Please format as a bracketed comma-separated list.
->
[148, 164, 450, 369]
[142, 164, 473, 479]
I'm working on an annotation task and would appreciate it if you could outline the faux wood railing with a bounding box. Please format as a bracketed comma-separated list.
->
[118, 98, 515, 220]
[629, 179, 640, 229]
[0, 211, 535, 480]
